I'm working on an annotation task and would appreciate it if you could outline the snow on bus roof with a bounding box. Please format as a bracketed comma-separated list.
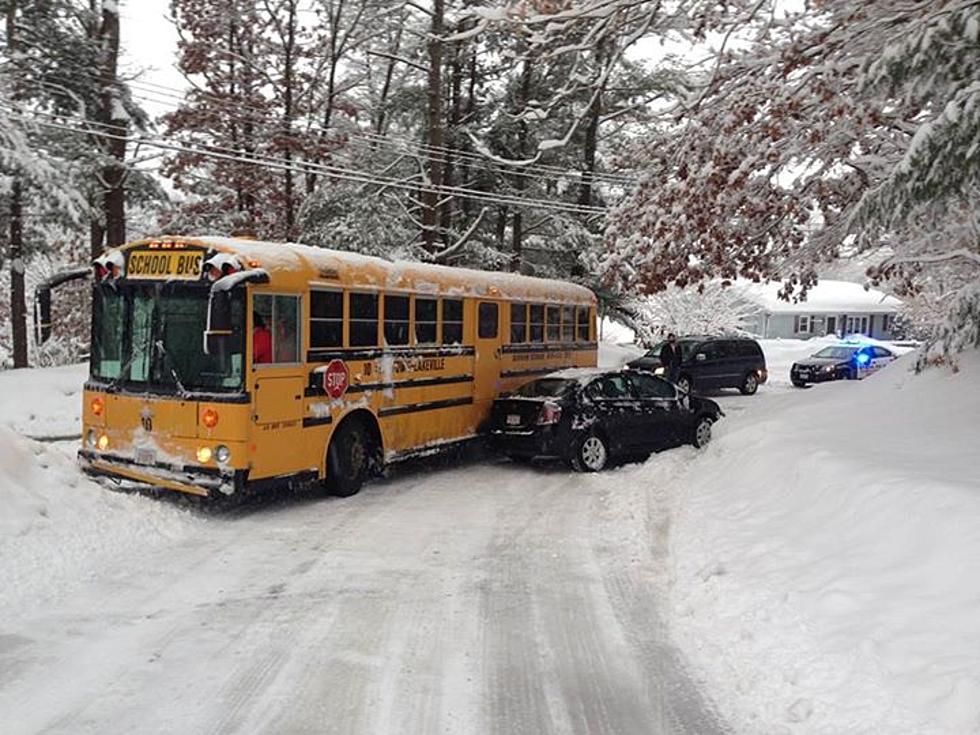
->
[141, 235, 595, 303]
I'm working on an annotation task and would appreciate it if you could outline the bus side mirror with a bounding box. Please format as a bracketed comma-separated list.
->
[203, 290, 232, 355]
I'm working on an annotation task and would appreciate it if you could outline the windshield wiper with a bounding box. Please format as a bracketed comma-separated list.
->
[155, 339, 187, 394]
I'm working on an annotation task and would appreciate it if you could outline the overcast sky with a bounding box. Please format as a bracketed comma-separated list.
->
[119, 0, 183, 119]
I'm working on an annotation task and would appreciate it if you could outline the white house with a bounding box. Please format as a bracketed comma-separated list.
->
[736, 280, 903, 340]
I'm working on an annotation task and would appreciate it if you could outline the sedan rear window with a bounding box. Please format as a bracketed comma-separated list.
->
[512, 378, 574, 398]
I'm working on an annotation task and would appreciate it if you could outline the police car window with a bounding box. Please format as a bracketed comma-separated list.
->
[873, 346, 891, 358]
[629, 372, 676, 399]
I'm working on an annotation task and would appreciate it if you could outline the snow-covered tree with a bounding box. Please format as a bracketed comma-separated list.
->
[621, 281, 757, 346]
[601, 0, 980, 361]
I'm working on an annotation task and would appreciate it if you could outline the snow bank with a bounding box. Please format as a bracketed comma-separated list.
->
[0, 362, 87, 437]
[663, 351, 980, 733]
[0, 427, 196, 614]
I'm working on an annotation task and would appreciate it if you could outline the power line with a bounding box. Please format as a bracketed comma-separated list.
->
[2, 104, 608, 217]
[29, 68, 638, 187]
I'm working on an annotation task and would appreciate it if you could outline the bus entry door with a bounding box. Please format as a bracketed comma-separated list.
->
[252, 374, 306, 478]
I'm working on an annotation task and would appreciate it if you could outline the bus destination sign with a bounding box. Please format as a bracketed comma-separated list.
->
[127, 250, 204, 280]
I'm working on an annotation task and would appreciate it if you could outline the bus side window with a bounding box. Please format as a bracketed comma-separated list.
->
[253, 293, 299, 363]
[529, 304, 544, 343]
[510, 303, 528, 343]
[273, 295, 300, 363]
[546, 305, 560, 342]
[478, 302, 498, 339]
[443, 298, 463, 345]
[561, 305, 575, 342]
[576, 306, 590, 342]
[415, 297, 438, 344]
[310, 290, 343, 348]
[350, 292, 379, 347]
[384, 294, 410, 346]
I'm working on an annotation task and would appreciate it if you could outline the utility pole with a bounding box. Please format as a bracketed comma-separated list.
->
[7, 0, 28, 368]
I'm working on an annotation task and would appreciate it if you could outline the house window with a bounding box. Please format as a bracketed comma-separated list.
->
[826, 316, 837, 335]
[795, 315, 811, 334]
[881, 314, 891, 333]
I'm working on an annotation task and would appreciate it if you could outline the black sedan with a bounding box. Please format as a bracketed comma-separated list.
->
[791, 343, 897, 387]
[489, 368, 724, 471]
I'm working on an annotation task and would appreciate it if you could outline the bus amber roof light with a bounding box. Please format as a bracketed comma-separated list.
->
[91, 397, 105, 416]
[202, 408, 219, 429]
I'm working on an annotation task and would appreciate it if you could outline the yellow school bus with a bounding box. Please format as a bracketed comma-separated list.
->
[64, 236, 597, 498]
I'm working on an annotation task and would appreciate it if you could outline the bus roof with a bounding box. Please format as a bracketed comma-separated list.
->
[121, 235, 596, 305]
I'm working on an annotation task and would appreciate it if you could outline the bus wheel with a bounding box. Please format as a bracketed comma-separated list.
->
[326, 421, 369, 497]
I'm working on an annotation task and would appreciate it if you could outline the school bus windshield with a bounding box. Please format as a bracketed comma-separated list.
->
[91, 283, 245, 393]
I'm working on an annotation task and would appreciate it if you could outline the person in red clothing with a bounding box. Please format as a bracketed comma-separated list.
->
[253, 311, 272, 364]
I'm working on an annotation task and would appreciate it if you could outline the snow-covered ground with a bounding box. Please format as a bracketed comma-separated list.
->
[1, 342, 977, 734]
[663, 349, 980, 733]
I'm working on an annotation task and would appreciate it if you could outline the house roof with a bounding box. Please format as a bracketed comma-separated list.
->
[735, 279, 902, 315]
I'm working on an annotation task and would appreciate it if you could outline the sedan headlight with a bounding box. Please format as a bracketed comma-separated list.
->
[653, 366, 665, 375]
[823, 365, 836, 373]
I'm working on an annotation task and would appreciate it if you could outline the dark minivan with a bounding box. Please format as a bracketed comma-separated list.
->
[627, 336, 768, 395]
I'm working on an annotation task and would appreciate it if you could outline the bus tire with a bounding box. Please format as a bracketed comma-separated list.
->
[325, 420, 370, 498]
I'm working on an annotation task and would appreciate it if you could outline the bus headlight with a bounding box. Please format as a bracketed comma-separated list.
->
[196, 446, 213, 463]
[97, 433, 109, 451]
[214, 445, 230, 463]
[86, 429, 97, 447]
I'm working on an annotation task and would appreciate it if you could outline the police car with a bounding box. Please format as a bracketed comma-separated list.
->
[790, 343, 897, 387]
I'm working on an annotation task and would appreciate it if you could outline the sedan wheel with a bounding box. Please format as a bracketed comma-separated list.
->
[693, 417, 713, 448]
[677, 375, 692, 394]
[572, 433, 609, 472]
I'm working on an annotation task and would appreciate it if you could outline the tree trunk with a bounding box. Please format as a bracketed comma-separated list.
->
[281, 1, 297, 239]
[98, 1, 127, 248]
[439, 34, 463, 242]
[373, 21, 403, 138]
[511, 59, 532, 271]
[421, 0, 444, 253]
[7, 0, 28, 367]
[90, 217, 105, 259]
[9, 178, 28, 368]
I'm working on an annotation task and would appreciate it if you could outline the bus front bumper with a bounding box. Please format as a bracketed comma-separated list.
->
[78, 450, 245, 497]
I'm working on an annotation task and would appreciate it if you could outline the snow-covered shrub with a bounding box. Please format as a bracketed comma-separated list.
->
[622, 281, 757, 346]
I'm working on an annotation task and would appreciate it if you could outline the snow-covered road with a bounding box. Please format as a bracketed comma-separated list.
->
[1, 453, 726, 734]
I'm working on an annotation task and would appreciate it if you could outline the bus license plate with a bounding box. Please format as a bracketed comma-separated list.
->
[506, 415, 521, 426]
[127, 250, 203, 280]
[135, 447, 157, 465]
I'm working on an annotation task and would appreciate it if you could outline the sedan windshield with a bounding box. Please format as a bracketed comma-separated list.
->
[91, 283, 245, 393]
[813, 346, 858, 360]
[512, 378, 575, 398]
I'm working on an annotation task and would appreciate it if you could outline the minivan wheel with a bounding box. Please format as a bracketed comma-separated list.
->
[692, 417, 713, 448]
[740, 372, 759, 395]
[571, 433, 609, 472]
[677, 375, 692, 394]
